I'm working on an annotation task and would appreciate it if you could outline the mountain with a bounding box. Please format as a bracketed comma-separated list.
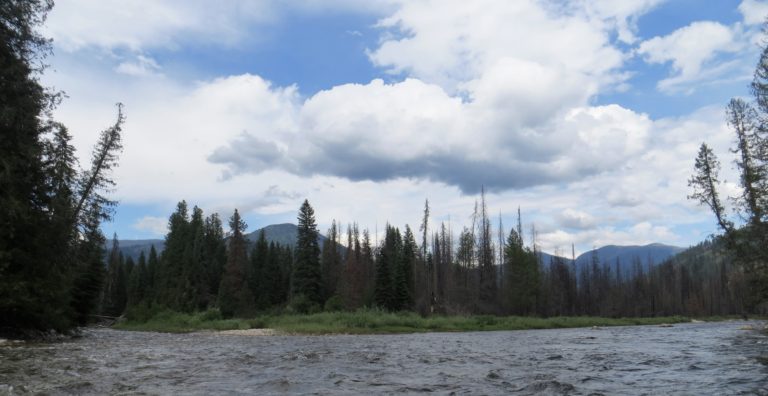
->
[113, 223, 329, 261]
[244, 223, 328, 247]
[107, 239, 164, 262]
[537, 243, 685, 278]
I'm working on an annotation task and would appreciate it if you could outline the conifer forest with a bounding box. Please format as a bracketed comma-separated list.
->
[1, 1, 768, 338]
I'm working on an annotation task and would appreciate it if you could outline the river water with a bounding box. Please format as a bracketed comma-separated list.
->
[1, 321, 767, 395]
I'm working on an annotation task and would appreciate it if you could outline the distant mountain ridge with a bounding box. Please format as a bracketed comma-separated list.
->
[538, 243, 685, 278]
[112, 223, 326, 261]
[244, 223, 328, 247]
[112, 224, 683, 272]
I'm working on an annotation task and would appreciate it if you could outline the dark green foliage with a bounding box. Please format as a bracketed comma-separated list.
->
[263, 242, 284, 306]
[321, 220, 343, 301]
[157, 201, 189, 309]
[69, 201, 106, 325]
[127, 252, 147, 308]
[504, 229, 539, 315]
[249, 230, 268, 308]
[375, 225, 402, 310]
[101, 235, 127, 317]
[203, 213, 226, 297]
[394, 226, 417, 310]
[145, 245, 159, 302]
[292, 200, 322, 305]
[0, 0, 69, 334]
[218, 209, 254, 318]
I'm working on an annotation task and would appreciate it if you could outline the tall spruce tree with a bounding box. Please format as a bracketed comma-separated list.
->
[249, 230, 268, 308]
[218, 209, 254, 318]
[321, 220, 343, 300]
[292, 200, 322, 306]
[203, 213, 226, 297]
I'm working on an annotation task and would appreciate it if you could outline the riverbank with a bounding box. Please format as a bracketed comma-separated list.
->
[113, 309, 712, 334]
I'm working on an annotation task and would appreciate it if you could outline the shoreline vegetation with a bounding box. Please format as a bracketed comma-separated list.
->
[112, 309, 752, 335]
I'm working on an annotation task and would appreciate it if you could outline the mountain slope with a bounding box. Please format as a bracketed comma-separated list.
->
[538, 243, 684, 277]
[244, 223, 327, 247]
[114, 223, 329, 261]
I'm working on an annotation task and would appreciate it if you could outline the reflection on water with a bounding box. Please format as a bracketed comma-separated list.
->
[1, 321, 767, 395]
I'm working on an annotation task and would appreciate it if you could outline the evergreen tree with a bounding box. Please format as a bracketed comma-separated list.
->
[394, 225, 417, 310]
[218, 209, 254, 317]
[292, 200, 322, 306]
[263, 241, 283, 306]
[249, 230, 268, 308]
[504, 229, 539, 315]
[0, 0, 72, 333]
[180, 206, 208, 311]
[203, 213, 226, 297]
[101, 234, 127, 316]
[69, 201, 106, 325]
[127, 253, 147, 308]
[157, 201, 190, 309]
[375, 225, 402, 310]
[321, 220, 343, 300]
[145, 245, 159, 303]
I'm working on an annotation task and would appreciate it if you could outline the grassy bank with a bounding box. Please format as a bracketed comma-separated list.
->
[113, 308, 698, 334]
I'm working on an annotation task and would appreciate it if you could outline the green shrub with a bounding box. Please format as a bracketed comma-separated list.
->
[324, 295, 345, 312]
[287, 294, 321, 314]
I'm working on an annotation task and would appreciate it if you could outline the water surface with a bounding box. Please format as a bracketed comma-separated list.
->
[1, 321, 766, 395]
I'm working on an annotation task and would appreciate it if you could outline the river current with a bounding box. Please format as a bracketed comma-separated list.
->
[1, 321, 767, 395]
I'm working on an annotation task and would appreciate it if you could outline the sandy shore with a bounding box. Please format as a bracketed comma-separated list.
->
[214, 328, 281, 336]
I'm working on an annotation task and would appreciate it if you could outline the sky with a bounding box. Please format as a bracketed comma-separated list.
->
[40, 0, 768, 256]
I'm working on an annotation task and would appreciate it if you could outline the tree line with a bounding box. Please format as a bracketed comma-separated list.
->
[97, 191, 752, 321]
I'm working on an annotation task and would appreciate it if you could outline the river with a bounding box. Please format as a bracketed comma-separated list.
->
[1, 321, 767, 395]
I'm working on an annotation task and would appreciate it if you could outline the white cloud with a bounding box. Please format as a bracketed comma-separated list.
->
[369, 0, 629, 95]
[133, 216, 168, 236]
[637, 21, 748, 93]
[44, 0, 277, 52]
[574, 0, 666, 43]
[44, 1, 758, 254]
[557, 209, 598, 230]
[739, 0, 768, 25]
[115, 55, 162, 77]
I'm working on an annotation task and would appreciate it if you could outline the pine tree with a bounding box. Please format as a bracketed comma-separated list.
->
[504, 229, 539, 315]
[375, 225, 402, 310]
[146, 245, 159, 303]
[180, 206, 208, 311]
[321, 220, 342, 300]
[249, 230, 268, 308]
[127, 253, 147, 308]
[263, 241, 283, 306]
[292, 200, 323, 307]
[69, 201, 106, 325]
[158, 201, 190, 309]
[218, 209, 254, 318]
[396, 225, 417, 310]
[203, 213, 226, 297]
[101, 234, 127, 316]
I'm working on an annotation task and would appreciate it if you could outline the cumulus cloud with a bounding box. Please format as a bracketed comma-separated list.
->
[207, 78, 653, 193]
[637, 21, 751, 93]
[739, 0, 768, 25]
[133, 216, 168, 236]
[45, 1, 759, 254]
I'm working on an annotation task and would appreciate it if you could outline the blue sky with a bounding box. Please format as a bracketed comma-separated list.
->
[42, 0, 768, 255]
